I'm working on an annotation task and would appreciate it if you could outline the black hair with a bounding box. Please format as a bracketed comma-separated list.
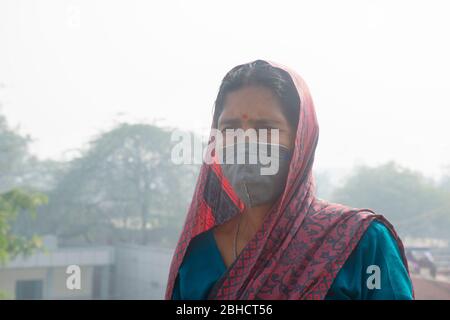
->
[212, 59, 300, 130]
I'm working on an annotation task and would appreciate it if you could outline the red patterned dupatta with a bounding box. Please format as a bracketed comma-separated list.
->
[165, 60, 413, 300]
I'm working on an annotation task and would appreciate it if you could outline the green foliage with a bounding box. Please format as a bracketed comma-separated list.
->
[0, 112, 48, 267]
[332, 162, 450, 238]
[0, 189, 47, 265]
[33, 123, 199, 246]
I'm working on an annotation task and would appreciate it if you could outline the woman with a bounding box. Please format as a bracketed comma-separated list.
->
[166, 59, 414, 300]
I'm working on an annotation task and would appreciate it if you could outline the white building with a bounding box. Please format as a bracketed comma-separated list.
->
[0, 236, 173, 300]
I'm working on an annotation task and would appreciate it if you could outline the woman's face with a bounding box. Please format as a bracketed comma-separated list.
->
[217, 85, 296, 149]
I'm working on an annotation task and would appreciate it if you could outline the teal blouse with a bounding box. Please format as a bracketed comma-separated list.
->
[172, 221, 413, 300]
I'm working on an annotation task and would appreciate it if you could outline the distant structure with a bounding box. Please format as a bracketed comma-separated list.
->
[0, 235, 172, 299]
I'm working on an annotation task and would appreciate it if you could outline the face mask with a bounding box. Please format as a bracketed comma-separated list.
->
[219, 142, 292, 208]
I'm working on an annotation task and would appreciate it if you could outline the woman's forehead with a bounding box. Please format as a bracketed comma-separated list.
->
[219, 86, 285, 121]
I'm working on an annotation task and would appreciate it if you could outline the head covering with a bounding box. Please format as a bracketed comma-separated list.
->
[165, 59, 413, 300]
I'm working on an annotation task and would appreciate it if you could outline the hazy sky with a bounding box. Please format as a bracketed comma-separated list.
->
[1, 0, 449, 178]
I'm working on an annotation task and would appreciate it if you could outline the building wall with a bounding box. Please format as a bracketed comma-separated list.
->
[0, 267, 47, 299]
[113, 245, 173, 299]
[47, 265, 95, 299]
[0, 244, 171, 300]
[0, 266, 94, 299]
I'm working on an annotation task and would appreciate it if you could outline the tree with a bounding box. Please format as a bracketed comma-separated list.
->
[0, 113, 31, 192]
[0, 111, 47, 266]
[36, 123, 199, 246]
[0, 189, 47, 265]
[331, 162, 450, 239]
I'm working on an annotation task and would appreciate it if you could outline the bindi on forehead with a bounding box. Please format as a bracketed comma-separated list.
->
[241, 113, 249, 120]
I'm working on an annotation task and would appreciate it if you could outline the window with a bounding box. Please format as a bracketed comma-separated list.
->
[15, 279, 43, 300]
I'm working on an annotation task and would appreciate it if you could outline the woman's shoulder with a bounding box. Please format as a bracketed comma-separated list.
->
[331, 219, 413, 299]
[352, 219, 408, 269]
[364, 220, 391, 236]
[360, 220, 398, 249]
